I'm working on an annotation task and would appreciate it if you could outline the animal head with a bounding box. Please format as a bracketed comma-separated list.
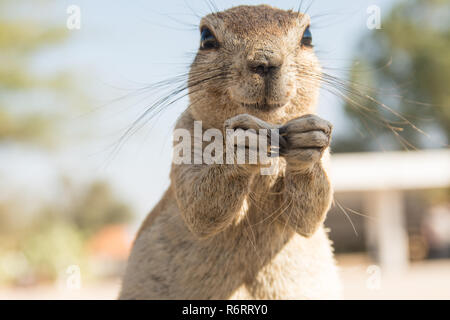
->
[188, 5, 321, 128]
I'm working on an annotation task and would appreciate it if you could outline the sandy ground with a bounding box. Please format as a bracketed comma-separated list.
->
[0, 255, 449, 300]
[337, 255, 450, 300]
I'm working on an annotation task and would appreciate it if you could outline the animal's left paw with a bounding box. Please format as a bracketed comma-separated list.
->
[279, 114, 332, 169]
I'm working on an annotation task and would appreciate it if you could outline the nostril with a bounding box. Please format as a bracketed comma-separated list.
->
[254, 65, 267, 75]
[249, 63, 279, 76]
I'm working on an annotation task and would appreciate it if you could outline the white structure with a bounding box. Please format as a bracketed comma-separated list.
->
[330, 150, 450, 274]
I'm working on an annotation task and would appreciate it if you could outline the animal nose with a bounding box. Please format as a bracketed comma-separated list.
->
[247, 51, 283, 76]
[248, 62, 275, 76]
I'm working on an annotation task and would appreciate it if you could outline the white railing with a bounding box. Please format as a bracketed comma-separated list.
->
[330, 149, 450, 274]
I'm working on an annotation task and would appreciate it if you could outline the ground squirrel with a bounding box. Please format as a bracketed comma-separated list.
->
[119, 4, 341, 299]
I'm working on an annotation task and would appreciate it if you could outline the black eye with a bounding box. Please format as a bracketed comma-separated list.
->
[200, 28, 219, 50]
[301, 26, 313, 47]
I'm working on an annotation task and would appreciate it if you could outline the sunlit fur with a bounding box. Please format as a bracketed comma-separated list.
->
[120, 5, 341, 300]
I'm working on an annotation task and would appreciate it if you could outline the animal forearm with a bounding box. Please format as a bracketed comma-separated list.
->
[277, 163, 333, 237]
[171, 164, 254, 239]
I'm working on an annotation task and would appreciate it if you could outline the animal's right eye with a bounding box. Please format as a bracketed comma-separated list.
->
[200, 28, 219, 50]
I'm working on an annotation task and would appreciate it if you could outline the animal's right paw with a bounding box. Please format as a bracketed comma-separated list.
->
[224, 114, 286, 157]
[224, 113, 275, 132]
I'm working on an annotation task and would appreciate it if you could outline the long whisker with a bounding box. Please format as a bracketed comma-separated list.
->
[294, 65, 431, 150]
[335, 199, 358, 237]
[102, 62, 232, 164]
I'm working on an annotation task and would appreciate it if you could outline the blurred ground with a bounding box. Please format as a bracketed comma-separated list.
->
[337, 254, 450, 300]
[0, 254, 449, 300]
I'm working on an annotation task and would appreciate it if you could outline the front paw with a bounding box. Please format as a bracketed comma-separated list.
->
[224, 114, 287, 159]
[279, 114, 332, 169]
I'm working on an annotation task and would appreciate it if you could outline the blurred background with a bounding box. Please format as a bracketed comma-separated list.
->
[0, 0, 448, 299]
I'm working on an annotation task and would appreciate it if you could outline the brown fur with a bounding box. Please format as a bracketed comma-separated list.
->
[120, 5, 341, 299]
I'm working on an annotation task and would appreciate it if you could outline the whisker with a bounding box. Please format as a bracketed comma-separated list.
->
[335, 199, 358, 237]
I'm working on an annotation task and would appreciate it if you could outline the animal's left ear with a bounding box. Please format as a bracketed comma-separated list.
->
[296, 13, 311, 29]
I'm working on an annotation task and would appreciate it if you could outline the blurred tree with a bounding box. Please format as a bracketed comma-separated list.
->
[19, 221, 86, 283]
[0, 178, 134, 284]
[30, 177, 134, 237]
[0, 1, 135, 284]
[68, 180, 134, 236]
[335, 0, 450, 152]
[0, 0, 86, 146]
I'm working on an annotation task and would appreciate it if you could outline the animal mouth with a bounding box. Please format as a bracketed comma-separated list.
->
[240, 101, 284, 111]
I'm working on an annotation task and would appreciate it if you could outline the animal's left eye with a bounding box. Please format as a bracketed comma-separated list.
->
[301, 26, 313, 47]
[200, 27, 219, 50]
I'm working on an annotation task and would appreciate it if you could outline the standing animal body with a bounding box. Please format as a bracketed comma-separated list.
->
[120, 5, 341, 299]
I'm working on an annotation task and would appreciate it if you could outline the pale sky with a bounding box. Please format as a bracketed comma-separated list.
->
[2, 0, 400, 224]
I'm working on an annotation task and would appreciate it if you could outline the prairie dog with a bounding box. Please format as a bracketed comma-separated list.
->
[120, 5, 341, 299]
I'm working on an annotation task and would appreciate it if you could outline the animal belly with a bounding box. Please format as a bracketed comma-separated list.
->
[244, 231, 342, 299]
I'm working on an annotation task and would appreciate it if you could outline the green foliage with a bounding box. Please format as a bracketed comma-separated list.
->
[0, 179, 134, 285]
[0, 0, 133, 286]
[68, 181, 134, 236]
[337, 0, 450, 152]
[0, 221, 88, 285]
[0, 0, 86, 147]
[0, 109, 54, 144]
[20, 222, 86, 283]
